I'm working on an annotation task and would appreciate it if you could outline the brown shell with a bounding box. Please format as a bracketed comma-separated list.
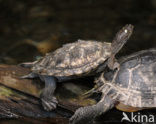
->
[32, 40, 111, 77]
[98, 49, 156, 108]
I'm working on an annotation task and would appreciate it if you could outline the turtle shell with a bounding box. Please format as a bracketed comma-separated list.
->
[32, 40, 111, 77]
[99, 49, 156, 108]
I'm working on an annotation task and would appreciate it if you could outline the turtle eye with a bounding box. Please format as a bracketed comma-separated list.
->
[116, 24, 134, 42]
[124, 29, 128, 33]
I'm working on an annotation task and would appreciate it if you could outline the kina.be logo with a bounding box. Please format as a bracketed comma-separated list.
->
[121, 112, 155, 123]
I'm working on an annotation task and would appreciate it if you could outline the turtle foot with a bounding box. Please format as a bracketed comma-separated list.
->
[69, 107, 93, 124]
[69, 108, 83, 124]
[41, 96, 58, 111]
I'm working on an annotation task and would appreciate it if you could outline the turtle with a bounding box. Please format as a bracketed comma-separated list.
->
[70, 48, 156, 124]
[20, 24, 134, 111]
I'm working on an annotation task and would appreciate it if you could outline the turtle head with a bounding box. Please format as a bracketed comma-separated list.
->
[111, 24, 134, 55]
[107, 24, 134, 70]
[115, 24, 133, 44]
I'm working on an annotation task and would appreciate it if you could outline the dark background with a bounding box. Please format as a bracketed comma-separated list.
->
[0, 0, 156, 64]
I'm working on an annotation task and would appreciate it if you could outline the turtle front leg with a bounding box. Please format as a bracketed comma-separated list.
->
[70, 96, 115, 124]
[40, 76, 58, 111]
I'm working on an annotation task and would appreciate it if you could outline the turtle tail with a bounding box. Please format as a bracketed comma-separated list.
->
[19, 61, 37, 68]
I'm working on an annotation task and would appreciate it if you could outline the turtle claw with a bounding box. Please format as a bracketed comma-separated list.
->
[41, 96, 58, 111]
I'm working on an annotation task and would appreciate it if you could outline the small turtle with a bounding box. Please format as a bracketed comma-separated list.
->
[20, 24, 133, 111]
[70, 49, 156, 124]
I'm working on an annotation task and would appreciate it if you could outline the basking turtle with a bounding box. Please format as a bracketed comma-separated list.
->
[20, 24, 133, 111]
[70, 49, 156, 124]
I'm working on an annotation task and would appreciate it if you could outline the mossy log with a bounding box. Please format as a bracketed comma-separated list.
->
[0, 64, 96, 124]
[0, 64, 76, 122]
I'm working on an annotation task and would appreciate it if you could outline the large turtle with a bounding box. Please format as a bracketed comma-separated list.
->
[70, 49, 156, 124]
[20, 24, 133, 111]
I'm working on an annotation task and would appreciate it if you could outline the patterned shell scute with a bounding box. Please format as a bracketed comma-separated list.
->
[32, 40, 111, 76]
[102, 49, 156, 108]
[117, 49, 156, 108]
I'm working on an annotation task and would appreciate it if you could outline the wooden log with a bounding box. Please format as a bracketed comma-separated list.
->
[0, 64, 96, 123]
[0, 64, 74, 121]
